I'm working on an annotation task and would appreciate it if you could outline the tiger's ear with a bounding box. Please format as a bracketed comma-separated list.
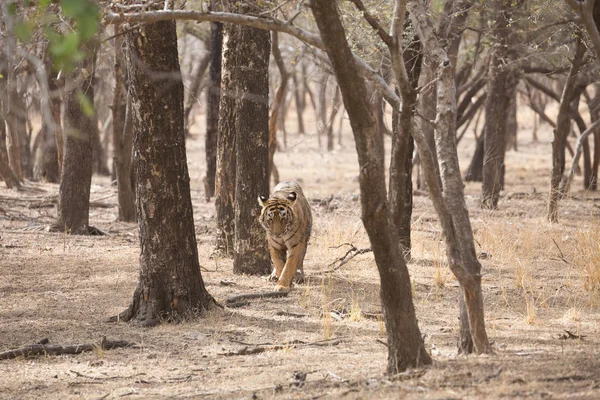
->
[258, 195, 268, 207]
[287, 192, 297, 202]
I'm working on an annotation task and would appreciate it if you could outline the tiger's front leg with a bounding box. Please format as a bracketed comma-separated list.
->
[276, 243, 306, 291]
[268, 240, 286, 282]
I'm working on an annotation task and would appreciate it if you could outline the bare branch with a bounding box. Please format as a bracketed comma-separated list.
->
[348, 0, 393, 47]
[565, 0, 600, 61]
[102, 9, 400, 107]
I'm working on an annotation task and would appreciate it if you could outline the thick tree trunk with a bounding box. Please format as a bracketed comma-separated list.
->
[55, 41, 99, 235]
[204, 21, 223, 201]
[481, 0, 517, 209]
[119, 15, 214, 326]
[312, 0, 431, 374]
[548, 37, 586, 222]
[112, 27, 136, 222]
[232, 12, 271, 276]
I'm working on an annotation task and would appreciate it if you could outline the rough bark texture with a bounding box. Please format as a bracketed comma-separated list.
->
[120, 16, 214, 325]
[55, 41, 98, 235]
[215, 21, 238, 256]
[0, 116, 19, 188]
[312, 0, 431, 373]
[389, 17, 421, 257]
[547, 37, 586, 222]
[204, 21, 222, 201]
[112, 27, 136, 222]
[408, 0, 490, 355]
[232, 14, 271, 276]
[481, 0, 517, 209]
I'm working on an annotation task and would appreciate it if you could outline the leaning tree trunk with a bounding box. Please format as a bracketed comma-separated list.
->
[548, 37, 586, 222]
[232, 10, 271, 276]
[312, 0, 431, 374]
[0, 117, 19, 189]
[118, 14, 214, 326]
[204, 21, 223, 201]
[481, 0, 517, 209]
[54, 41, 99, 235]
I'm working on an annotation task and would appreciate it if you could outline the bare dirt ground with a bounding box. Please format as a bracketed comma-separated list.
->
[1, 108, 600, 399]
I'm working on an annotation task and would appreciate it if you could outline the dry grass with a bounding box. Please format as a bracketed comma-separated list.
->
[1, 108, 600, 399]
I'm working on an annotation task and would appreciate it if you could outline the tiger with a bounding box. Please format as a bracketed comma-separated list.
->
[258, 181, 312, 291]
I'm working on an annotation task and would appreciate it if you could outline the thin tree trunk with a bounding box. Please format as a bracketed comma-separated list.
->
[54, 40, 99, 235]
[232, 9, 271, 276]
[112, 26, 136, 222]
[184, 43, 211, 136]
[408, 0, 491, 355]
[312, 0, 431, 374]
[268, 31, 288, 186]
[119, 13, 215, 326]
[204, 21, 223, 201]
[464, 130, 485, 182]
[481, 0, 517, 209]
[548, 37, 586, 222]
[0, 116, 19, 188]
[215, 21, 238, 256]
[293, 71, 305, 135]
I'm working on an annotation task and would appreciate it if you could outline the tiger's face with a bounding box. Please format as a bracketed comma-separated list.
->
[258, 192, 297, 236]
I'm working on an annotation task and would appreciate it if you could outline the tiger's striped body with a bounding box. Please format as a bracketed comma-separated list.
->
[258, 182, 312, 291]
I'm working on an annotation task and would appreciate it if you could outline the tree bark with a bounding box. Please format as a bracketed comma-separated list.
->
[232, 7, 271, 276]
[0, 116, 19, 189]
[204, 21, 223, 201]
[215, 21, 238, 257]
[119, 14, 214, 325]
[312, 0, 431, 374]
[55, 40, 99, 235]
[464, 131, 484, 182]
[481, 0, 517, 209]
[547, 37, 586, 222]
[112, 26, 136, 222]
[408, 0, 491, 355]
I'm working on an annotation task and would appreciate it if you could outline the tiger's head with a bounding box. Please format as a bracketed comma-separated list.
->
[258, 192, 297, 236]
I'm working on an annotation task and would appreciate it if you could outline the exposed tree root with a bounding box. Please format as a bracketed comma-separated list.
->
[0, 337, 139, 360]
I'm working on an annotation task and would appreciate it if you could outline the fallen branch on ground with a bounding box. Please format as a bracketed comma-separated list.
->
[323, 244, 372, 273]
[221, 338, 342, 356]
[0, 337, 140, 360]
[225, 291, 289, 305]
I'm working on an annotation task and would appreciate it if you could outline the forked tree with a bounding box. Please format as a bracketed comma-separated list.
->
[117, 12, 214, 325]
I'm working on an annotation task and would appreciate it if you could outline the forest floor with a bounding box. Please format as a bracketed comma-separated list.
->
[1, 108, 600, 400]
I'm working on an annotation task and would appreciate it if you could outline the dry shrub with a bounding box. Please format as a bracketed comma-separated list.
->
[573, 225, 600, 294]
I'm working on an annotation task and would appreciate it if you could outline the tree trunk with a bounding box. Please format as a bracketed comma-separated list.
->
[232, 10, 271, 276]
[119, 14, 215, 326]
[183, 41, 211, 137]
[389, 18, 421, 258]
[293, 71, 305, 135]
[215, 21, 238, 257]
[416, 65, 440, 190]
[112, 26, 136, 222]
[464, 130, 485, 182]
[548, 37, 586, 222]
[204, 21, 223, 201]
[481, 0, 517, 209]
[0, 116, 19, 189]
[55, 41, 99, 235]
[268, 31, 288, 187]
[312, 0, 431, 374]
[408, 0, 491, 355]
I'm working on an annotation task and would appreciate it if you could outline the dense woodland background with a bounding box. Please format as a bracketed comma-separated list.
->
[1, 0, 600, 398]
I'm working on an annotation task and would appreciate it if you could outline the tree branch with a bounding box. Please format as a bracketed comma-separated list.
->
[565, 0, 600, 61]
[348, 0, 394, 47]
[102, 9, 400, 107]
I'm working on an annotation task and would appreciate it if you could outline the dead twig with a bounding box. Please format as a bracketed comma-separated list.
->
[323, 245, 372, 273]
[559, 330, 586, 340]
[551, 238, 570, 264]
[0, 337, 139, 361]
[221, 338, 342, 356]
